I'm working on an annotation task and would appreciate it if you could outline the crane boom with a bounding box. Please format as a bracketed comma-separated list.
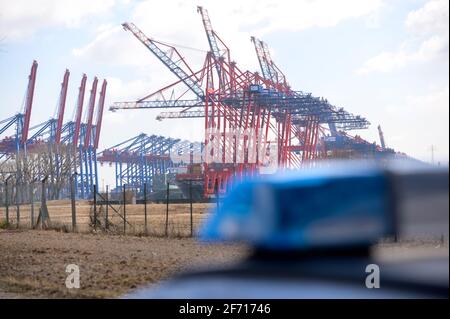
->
[251, 37, 339, 135]
[55, 69, 70, 144]
[156, 109, 207, 120]
[197, 6, 221, 60]
[197, 6, 229, 78]
[378, 125, 386, 150]
[84, 77, 98, 148]
[111, 99, 203, 110]
[250, 37, 288, 87]
[73, 74, 87, 146]
[122, 22, 204, 100]
[21, 60, 38, 145]
[94, 79, 107, 149]
[260, 39, 287, 85]
[251, 37, 276, 83]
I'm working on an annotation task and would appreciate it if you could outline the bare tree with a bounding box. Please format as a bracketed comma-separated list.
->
[1, 143, 78, 202]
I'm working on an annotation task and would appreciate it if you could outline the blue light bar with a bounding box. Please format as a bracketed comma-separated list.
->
[200, 162, 396, 250]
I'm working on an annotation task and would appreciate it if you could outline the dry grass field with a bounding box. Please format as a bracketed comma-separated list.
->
[0, 229, 247, 298]
[0, 199, 213, 236]
[0, 199, 248, 298]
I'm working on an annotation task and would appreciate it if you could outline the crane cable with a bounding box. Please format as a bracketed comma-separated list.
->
[155, 39, 208, 53]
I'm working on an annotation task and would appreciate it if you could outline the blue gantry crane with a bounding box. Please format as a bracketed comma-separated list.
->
[1, 60, 107, 199]
[97, 133, 205, 196]
[98, 133, 183, 194]
[0, 60, 38, 162]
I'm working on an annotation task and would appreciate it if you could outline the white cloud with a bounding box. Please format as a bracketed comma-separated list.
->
[70, 0, 386, 150]
[73, 0, 383, 67]
[405, 0, 449, 35]
[204, 0, 384, 35]
[0, 0, 116, 40]
[72, 25, 148, 67]
[105, 77, 153, 101]
[357, 33, 448, 74]
[358, 0, 449, 74]
[383, 85, 449, 162]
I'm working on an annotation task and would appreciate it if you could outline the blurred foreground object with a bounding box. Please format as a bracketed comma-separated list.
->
[126, 160, 448, 299]
[202, 160, 449, 249]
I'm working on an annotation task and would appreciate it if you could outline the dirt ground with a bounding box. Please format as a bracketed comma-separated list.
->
[0, 229, 247, 298]
[0, 200, 244, 298]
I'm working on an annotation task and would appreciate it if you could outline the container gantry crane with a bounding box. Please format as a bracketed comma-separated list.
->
[93, 80, 107, 150]
[55, 69, 70, 144]
[378, 125, 386, 150]
[21, 60, 38, 147]
[1, 59, 108, 199]
[197, 6, 230, 81]
[78, 77, 98, 198]
[0, 60, 38, 162]
[25, 69, 70, 146]
[23, 69, 71, 195]
[98, 133, 182, 194]
[109, 7, 371, 197]
[72, 74, 87, 148]
[59, 74, 105, 199]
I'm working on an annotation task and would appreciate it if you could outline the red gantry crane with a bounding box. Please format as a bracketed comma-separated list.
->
[55, 69, 70, 144]
[94, 80, 107, 149]
[84, 77, 98, 149]
[21, 60, 38, 146]
[73, 74, 87, 147]
[109, 7, 370, 197]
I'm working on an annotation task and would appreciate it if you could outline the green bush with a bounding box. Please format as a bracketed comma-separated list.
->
[0, 220, 10, 229]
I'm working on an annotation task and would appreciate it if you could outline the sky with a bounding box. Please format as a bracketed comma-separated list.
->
[0, 0, 449, 171]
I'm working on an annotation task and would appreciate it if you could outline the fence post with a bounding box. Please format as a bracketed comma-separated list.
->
[123, 184, 126, 234]
[144, 183, 148, 235]
[189, 180, 193, 237]
[30, 181, 35, 229]
[70, 174, 77, 232]
[5, 176, 12, 225]
[93, 184, 97, 231]
[36, 176, 50, 229]
[105, 185, 109, 230]
[165, 182, 169, 237]
[16, 184, 20, 228]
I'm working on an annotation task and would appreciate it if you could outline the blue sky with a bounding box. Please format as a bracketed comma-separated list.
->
[0, 0, 448, 168]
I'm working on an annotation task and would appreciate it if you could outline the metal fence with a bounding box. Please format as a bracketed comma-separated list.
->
[0, 178, 213, 237]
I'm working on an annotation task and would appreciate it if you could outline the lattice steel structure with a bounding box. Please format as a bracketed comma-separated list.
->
[0, 61, 107, 199]
[109, 7, 381, 197]
[97, 134, 203, 194]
